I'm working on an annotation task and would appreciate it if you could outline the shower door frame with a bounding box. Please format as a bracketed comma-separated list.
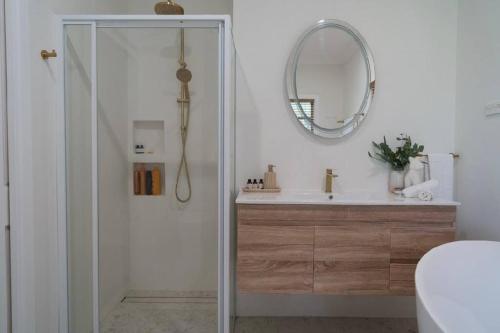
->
[57, 15, 232, 333]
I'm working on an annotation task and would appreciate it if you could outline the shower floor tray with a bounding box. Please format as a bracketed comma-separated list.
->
[101, 290, 217, 332]
[101, 302, 217, 333]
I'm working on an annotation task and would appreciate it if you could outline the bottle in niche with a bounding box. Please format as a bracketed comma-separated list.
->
[246, 179, 252, 190]
[133, 170, 141, 195]
[259, 179, 264, 189]
[152, 167, 161, 195]
[252, 179, 258, 189]
[138, 166, 146, 195]
[145, 170, 153, 195]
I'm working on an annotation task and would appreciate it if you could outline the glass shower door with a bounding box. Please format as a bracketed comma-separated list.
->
[96, 26, 220, 332]
[63, 18, 229, 333]
[64, 23, 95, 333]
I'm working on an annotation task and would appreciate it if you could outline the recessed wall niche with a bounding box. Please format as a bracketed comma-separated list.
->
[132, 120, 166, 156]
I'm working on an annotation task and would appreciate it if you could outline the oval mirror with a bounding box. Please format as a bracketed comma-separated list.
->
[286, 20, 375, 138]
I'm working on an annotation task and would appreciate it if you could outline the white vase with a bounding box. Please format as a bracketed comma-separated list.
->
[389, 169, 405, 193]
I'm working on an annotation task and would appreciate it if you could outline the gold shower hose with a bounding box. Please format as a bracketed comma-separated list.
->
[175, 28, 192, 203]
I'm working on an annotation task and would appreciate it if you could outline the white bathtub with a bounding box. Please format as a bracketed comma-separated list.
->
[416, 241, 500, 333]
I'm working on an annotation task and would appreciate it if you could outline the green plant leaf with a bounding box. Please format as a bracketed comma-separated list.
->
[368, 134, 424, 170]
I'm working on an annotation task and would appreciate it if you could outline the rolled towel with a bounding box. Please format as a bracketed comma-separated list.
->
[402, 179, 439, 198]
[418, 191, 433, 201]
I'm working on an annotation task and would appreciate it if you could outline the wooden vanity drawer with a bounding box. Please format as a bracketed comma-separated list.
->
[238, 260, 313, 293]
[237, 225, 314, 293]
[314, 226, 390, 294]
[390, 263, 416, 295]
[347, 205, 456, 224]
[389, 227, 454, 295]
[391, 227, 455, 262]
[315, 261, 389, 294]
[238, 204, 347, 223]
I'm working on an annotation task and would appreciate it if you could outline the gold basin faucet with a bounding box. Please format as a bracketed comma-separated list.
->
[325, 169, 338, 193]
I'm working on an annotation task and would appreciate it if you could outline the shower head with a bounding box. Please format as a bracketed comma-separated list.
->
[154, 0, 185, 15]
[177, 67, 192, 83]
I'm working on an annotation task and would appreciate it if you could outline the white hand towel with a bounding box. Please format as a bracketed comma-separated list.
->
[428, 153, 454, 200]
[423, 156, 431, 181]
[402, 179, 439, 198]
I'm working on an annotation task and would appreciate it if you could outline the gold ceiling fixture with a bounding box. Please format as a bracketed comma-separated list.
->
[154, 0, 184, 15]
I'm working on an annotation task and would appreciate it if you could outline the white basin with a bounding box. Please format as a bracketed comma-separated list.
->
[236, 190, 460, 206]
[416, 241, 500, 333]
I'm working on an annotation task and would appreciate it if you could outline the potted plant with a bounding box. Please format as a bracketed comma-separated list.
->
[368, 134, 424, 192]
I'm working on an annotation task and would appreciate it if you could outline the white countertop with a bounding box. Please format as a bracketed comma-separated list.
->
[236, 190, 460, 206]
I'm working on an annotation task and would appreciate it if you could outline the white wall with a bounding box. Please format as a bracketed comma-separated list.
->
[455, 0, 500, 241]
[234, 0, 457, 193]
[233, 0, 457, 316]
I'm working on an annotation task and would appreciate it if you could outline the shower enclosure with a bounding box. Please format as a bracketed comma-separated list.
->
[57, 16, 231, 333]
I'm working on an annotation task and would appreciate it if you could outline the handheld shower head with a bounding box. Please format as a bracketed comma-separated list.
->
[154, 0, 184, 15]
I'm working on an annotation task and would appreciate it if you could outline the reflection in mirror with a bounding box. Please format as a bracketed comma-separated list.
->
[290, 99, 314, 131]
[286, 20, 375, 139]
[296, 27, 367, 129]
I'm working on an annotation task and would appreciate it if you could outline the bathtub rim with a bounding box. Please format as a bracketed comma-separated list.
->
[415, 240, 500, 333]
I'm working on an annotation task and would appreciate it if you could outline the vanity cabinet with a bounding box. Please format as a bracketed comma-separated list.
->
[237, 204, 456, 296]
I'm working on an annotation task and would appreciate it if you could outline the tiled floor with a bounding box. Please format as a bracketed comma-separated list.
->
[101, 301, 418, 333]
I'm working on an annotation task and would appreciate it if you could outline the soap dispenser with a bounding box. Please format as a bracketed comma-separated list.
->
[264, 164, 277, 189]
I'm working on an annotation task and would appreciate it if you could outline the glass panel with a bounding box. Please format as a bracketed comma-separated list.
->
[64, 24, 93, 333]
[96, 27, 220, 332]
